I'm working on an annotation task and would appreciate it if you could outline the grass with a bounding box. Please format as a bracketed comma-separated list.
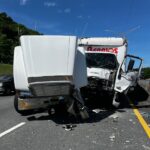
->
[0, 64, 13, 75]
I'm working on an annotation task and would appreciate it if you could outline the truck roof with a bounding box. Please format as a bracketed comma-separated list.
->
[78, 37, 126, 46]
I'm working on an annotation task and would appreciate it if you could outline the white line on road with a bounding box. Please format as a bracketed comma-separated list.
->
[0, 122, 26, 138]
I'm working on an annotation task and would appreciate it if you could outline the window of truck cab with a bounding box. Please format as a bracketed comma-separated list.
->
[86, 53, 118, 69]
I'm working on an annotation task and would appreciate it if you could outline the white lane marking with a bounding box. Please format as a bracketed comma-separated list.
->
[0, 122, 26, 138]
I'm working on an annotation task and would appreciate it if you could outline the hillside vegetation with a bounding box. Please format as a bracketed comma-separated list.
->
[142, 67, 150, 79]
[0, 64, 13, 75]
[0, 12, 40, 64]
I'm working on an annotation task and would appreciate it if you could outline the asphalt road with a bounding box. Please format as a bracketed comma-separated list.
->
[0, 92, 150, 150]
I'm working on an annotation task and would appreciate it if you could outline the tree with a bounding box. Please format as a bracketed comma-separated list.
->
[0, 12, 41, 64]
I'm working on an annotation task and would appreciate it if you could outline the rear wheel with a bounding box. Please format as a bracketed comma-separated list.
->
[14, 95, 32, 115]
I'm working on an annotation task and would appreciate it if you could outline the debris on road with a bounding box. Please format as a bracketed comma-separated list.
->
[92, 140, 97, 144]
[142, 145, 150, 150]
[125, 140, 130, 143]
[92, 109, 101, 114]
[62, 124, 77, 131]
[109, 133, 115, 142]
[112, 116, 119, 122]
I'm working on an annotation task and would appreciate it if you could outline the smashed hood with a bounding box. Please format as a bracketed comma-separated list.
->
[87, 67, 112, 80]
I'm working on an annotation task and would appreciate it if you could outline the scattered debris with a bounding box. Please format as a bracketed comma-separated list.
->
[125, 140, 130, 143]
[109, 112, 122, 121]
[113, 116, 119, 122]
[109, 133, 115, 142]
[62, 124, 77, 131]
[142, 145, 150, 150]
[92, 109, 101, 114]
[92, 140, 97, 144]
[132, 122, 136, 125]
[129, 119, 136, 124]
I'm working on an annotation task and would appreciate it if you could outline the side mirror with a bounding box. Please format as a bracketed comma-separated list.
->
[127, 59, 135, 71]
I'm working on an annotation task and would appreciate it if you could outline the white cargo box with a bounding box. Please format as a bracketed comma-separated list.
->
[14, 35, 87, 96]
[78, 37, 125, 46]
[13, 46, 29, 91]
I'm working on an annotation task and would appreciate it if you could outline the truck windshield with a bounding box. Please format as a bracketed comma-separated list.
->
[86, 53, 118, 69]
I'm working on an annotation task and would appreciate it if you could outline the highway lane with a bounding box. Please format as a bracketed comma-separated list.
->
[0, 95, 149, 150]
[0, 96, 26, 134]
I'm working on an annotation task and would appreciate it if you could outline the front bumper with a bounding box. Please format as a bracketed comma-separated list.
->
[17, 96, 66, 111]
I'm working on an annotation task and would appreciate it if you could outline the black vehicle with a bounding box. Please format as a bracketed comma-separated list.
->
[0, 75, 15, 95]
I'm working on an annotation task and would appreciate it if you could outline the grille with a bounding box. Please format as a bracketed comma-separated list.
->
[29, 82, 72, 97]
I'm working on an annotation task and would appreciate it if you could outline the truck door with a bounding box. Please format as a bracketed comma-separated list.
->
[114, 55, 143, 93]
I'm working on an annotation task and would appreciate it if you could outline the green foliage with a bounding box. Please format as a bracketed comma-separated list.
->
[0, 64, 13, 75]
[142, 67, 150, 79]
[0, 12, 41, 64]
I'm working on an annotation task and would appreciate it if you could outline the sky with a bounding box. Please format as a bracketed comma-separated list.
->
[0, 0, 150, 67]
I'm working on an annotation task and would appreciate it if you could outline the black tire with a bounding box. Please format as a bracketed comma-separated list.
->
[14, 95, 32, 115]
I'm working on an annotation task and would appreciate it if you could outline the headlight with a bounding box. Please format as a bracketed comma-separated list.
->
[0, 82, 3, 87]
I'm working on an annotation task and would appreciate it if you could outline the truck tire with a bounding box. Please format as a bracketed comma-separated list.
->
[14, 95, 32, 116]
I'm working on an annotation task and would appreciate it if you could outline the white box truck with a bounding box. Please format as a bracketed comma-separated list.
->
[13, 35, 89, 119]
[78, 37, 143, 107]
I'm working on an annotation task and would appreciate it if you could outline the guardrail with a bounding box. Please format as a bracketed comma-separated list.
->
[138, 80, 150, 95]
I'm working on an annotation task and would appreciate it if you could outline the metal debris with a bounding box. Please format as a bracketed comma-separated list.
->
[62, 124, 77, 131]
[92, 109, 101, 114]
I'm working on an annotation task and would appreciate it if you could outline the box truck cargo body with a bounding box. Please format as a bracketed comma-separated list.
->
[78, 37, 143, 107]
[13, 35, 88, 118]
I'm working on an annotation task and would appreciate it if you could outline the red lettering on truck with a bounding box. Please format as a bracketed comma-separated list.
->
[86, 46, 118, 54]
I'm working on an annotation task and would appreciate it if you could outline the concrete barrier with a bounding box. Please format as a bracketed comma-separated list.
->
[138, 80, 150, 95]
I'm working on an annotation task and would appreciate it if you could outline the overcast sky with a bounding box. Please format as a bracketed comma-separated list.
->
[0, 0, 150, 66]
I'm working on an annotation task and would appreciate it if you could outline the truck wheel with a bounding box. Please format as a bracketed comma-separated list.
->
[14, 95, 32, 116]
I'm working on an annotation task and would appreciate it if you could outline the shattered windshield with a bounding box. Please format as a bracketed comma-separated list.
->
[86, 53, 118, 69]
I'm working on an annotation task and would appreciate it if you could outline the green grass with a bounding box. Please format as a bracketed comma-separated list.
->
[0, 64, 13, 75]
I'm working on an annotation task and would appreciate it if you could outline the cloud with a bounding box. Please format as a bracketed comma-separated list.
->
[20, 0, 28, 5]
[44, 1, 56, 7]
[77, 15, 91, 19]
[77, 15, 83, 19]
[64, 8, 71, 13]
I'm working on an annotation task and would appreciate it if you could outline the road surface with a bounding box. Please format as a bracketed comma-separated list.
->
[0, 90, 149, 150]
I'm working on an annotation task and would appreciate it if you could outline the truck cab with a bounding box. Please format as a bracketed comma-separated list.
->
[78, 37, 143, 107]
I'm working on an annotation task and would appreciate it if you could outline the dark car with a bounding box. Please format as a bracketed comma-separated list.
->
[0, 75, 15, 95]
